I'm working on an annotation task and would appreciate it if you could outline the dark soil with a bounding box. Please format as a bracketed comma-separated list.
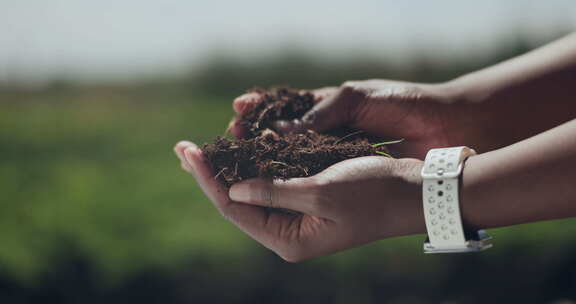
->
[202, 87, 391, 187]
[239, 87, 316, 138]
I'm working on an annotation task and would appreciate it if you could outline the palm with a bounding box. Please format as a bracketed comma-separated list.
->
[175, 141, 337, 259]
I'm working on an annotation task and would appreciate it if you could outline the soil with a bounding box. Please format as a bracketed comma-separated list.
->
[202, 87, 391, 187]
[240, 87, 316, 138]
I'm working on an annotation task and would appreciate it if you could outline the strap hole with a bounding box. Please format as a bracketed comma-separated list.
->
[437, 191, 443, 197]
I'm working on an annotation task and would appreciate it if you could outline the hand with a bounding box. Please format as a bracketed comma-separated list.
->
[175, 141, 424, 262]
[229, 80, 464, 159]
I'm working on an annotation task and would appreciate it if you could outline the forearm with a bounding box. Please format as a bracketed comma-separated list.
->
[447, 33, 576, 152]
[462, 119, 576, 229]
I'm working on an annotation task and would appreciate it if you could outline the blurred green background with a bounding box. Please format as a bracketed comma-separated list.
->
[2, 1, 576, 303]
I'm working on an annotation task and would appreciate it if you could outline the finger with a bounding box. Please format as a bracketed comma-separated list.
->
[226, 118, 248, 139]
[273, 87, 340, 134]
[229, 178, 322, 216]
[235, 88, 338, 135]
[273, 89, 351, 134]
[300, 91, 352, 132]
[310, 86, 338, 103]
[176, 141, 201, 175]
[182, 143, 237, 210]
[174, 140, 191, 160]
[233, 92, 263, 115]
[174, 141, 195, 173]
[181, 143, 300, 249]
[180, 160, 194, 173]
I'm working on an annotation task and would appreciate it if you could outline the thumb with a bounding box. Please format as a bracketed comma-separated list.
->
[229, 178, 320, 216]
[273, 88, 355, 134]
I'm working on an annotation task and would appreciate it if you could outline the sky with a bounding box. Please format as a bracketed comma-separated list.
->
[1, 0, 575, 83]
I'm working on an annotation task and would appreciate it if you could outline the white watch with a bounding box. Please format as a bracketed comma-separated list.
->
[421, 146, 492, 253]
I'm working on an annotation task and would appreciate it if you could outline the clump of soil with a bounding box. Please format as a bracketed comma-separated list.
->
[202, 87, 392, 187]
[239, 87, 316, 138]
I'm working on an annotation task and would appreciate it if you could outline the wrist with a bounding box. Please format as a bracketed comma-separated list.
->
[460, 152, 500, 229]
[444, 72, 494, 105]
[436, 78, 504, 152]
[390, 158, 427, 236]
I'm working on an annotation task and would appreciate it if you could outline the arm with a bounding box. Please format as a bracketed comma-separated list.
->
[174, 119, 576, 262]
[462, 118, 576, 228]
[174, 118, 576, 261]
[448, 33, 576, 152]
[230, 33, 576, 158]
[177, 34, 576, 261]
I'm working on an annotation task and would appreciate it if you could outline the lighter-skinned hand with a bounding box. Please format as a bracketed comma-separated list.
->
[174, 141, 424, 262]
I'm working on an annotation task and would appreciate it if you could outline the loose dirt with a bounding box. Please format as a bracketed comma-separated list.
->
[202, 87, 391, 187]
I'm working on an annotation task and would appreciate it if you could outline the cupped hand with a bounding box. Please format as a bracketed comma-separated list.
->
[175, 141, 425, 262]
[229, 80, 463, 159]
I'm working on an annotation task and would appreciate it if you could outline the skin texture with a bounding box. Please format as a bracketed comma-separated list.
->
[176, 33, 576, 262]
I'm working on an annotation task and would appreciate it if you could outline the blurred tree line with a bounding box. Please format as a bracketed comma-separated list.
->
[188, 31, 565, 98]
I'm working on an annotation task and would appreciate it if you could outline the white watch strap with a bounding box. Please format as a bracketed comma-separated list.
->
[421, 146, 492, 253]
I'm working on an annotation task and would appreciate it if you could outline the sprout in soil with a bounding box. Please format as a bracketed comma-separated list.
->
[371, 138, 405, 158]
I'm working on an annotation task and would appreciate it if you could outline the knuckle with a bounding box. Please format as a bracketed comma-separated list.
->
[304, 177, 330, 211]
[233, 93, 261, 112]
[339, 81, 366, 108]
[310, 174, 327, 186]
[307, 176, 330, 192]
[341, 81, 358, 91]
[339, 81, 370, 121]
[258, 181, 274, 207]
[340, 80, 368, 97]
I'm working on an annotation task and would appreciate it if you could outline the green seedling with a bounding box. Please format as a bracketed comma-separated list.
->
[371, 138, 405, 148]
[375, 151, 393, 158]
[371, 138, 404, 158]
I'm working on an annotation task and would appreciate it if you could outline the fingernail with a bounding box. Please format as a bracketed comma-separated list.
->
[301, 111, 316, 125]
[175, 141, 193, 155]
[174, 142, 184, 158]
[229, 183, 250, 202]
[177, 140, 193, 146]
